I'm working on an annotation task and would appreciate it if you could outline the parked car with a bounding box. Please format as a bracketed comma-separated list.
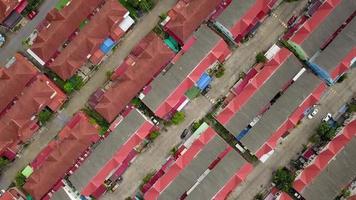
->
[180, 129, 189, 139]
[322, 113, 332, 122]
[27, 10, 38, 20]
[287, 15, 297, 27]
[0, 34, 5, 47]
[308, 108, 319, 119]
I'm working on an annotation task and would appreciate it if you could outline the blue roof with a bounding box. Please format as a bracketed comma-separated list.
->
[100, 38, 115, 54]
[196, 72, 212, 90]
[306, 61, 334, 86]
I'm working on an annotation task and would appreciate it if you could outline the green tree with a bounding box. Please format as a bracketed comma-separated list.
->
[63, 82, 74, 94]
[172, 112, 185, 125]
[68, 75, 84, 90]
[273, 168, 295, 192]
[316, 122, 336, 141]
[256, 52, 267, 63]
[38, 108, 53, 125]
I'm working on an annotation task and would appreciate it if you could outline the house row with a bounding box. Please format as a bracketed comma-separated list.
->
[21, 112, 100, 200]
[0, 54, 66, 160]
[143, 125, 253, 199]
[67, 109, 156, 198]
[292, 120, 356, 200]
[216, 0, 355, 161]
[0, 0, 27, 28]
[142, 0, 278, 120]
[27, 0, 134, 81]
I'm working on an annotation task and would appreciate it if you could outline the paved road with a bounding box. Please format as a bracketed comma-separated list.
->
[228, 69, 356, 200]
[104, 96, 212, 199]
[0, 0, 177, 189]
[0, 0, 60, 65]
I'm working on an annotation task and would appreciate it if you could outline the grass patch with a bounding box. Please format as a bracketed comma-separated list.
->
[55, 0, 71, 10]
[79, 19, 90, 30]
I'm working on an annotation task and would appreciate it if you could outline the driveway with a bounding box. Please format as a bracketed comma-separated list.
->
[0, 0, 178, 189]
[0, 0, 60, 65]
[228, 69, 356, 200]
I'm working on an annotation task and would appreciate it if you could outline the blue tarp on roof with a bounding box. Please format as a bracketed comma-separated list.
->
[100, 38, 115, 54]
[196, 72, 212, 90]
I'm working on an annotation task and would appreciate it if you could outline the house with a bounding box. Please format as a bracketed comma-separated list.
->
[0, 187, 26, 200]
[27, 0, 105, 65]
[0, 0, 27, 28]
[68, 109, 154, 198]
[23, 112, 100, 200]
[94, 32, 174, 123]
[47, 0, 132, 80]
[142, 25, 230, 119]
[216, 0, 355, 161]
[144, 126, 253, 200]
[293, 120, 356, 200]
[0, 54, 66, 160]
[163, 0, 222, 45]
[214, 0, 277, 42]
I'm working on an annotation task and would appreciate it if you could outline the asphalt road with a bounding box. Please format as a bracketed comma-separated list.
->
[228, 69, 356, 200]
[0, 0, 60, 65]
[0, 0, 178, 189]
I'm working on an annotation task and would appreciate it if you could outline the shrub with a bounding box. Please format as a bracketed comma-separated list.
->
[337, 73, 347, 83]
[273, 168, 295, 192]
[149, 131, 160, 141]
[256, 52, 267, 63]
[172, 112, 185, 125]
[131, 97, 142, 107]
[0, 157, 9, 170]
[15, 172, 26, 187]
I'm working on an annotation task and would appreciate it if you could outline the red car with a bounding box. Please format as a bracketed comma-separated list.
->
[27, 10, 38, 20]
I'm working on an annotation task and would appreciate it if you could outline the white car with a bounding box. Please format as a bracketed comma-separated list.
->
[323, 113, 332, 122]
[308, 108, 319, 119]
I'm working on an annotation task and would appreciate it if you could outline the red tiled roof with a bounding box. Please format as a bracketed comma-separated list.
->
[94, 33, 174, 122]
[48, 0, 127, 80]
[165, 0, 222, 44]
[0, 54, 38, 113]
[23, 112, 99, 200]
[30, 0, 104, 62]
[0, 75, 66, 157]
[0, 0, 19, 22]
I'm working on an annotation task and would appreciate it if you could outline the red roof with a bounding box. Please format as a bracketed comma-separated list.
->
[212, 163, 254, 200]
[23, 112, 99, 200]
[30, 0, 105, 62]
[0, 54, 38, 113]
[0, 0, 20, 22]
[229, 0, 276, 40]
[293, 120, 356, 192]
[145, 127, 217, 199]
[81, 121, 154, 196]
[165, 0, 222, 44]
[48, 0, 127, 80]
[0, 75, 66, 158]
[94, 33, 174, 122]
